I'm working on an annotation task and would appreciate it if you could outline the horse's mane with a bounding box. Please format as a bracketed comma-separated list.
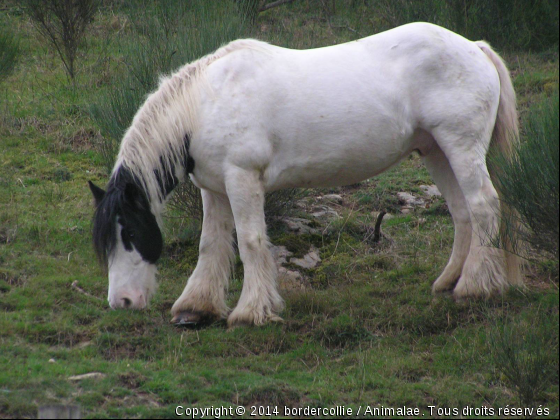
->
[112, 39, 271, 215]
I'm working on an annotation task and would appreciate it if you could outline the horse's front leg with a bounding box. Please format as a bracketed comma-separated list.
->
[171, 189, 235, 325]
[225, 167, 284, 327]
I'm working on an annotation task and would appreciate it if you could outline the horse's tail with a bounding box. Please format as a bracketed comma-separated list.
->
[476, 41, 524, 287]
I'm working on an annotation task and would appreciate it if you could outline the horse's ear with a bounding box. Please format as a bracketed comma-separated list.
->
[88, 181, 106, 207]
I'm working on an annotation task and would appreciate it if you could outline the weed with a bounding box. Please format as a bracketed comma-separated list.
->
[487, 309, 559, 405]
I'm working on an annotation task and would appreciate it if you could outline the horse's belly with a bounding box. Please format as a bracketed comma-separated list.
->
[265, 132, 415, 191]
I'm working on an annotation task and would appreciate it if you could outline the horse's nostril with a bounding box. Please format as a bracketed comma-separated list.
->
[122, 297, 132, 308]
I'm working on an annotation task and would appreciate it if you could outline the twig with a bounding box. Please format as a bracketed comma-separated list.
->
[71, 280, 102, 301]
[373, 211, 386, 243]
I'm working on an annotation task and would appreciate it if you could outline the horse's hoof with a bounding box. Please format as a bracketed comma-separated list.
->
[171, 311, 215, 327]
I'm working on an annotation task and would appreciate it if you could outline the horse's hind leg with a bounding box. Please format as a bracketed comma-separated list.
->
[225, 167, 284, 327]
[171, 189, 235, 325]
[433, 127, 508, 298]
[423, 144, 472, 293]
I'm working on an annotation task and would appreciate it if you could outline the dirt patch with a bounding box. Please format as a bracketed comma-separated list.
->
[68, 129, 98, 152]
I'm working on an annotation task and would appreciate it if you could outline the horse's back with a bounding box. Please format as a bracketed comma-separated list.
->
[205, 22, 497, 120]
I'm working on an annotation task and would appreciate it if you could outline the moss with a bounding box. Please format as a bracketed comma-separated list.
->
[272, 232, 325, 258]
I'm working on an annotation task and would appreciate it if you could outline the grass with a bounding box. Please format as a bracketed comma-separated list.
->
[1, 1, 558, 418]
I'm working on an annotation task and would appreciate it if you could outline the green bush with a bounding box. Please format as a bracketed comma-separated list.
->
[0, 28, 20, 82]
[487, 309, 559, 405]
[493, 91, 559, 259]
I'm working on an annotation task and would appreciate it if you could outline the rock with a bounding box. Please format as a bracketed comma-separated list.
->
[48, 359, 56, 364]
[310, 205, 340, 220]
[273, 245, 321, 290]
[397, 192, 426, 207]
[320, 194, 343, 204]
[280, 217, 319, 234]
[420, 185, 441, 197]
[397, 192, 426, 213]
[291, 246, 321, 269]
[278, 267, 305, 291]
[270, 245, 293, 265]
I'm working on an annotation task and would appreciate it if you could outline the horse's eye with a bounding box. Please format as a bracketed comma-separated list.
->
[129, 232, 135, 238]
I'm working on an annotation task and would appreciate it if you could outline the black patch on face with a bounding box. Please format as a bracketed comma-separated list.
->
[92, 166, 162, 266]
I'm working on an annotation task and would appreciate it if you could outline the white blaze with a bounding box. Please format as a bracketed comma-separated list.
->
[107, 224, 158, 309]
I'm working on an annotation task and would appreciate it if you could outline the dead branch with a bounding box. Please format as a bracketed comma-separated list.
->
[71, 280, 102, 301]
[373, 211, 386, 243]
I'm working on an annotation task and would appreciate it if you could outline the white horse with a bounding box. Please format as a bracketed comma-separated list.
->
[89, 22, 522, 327]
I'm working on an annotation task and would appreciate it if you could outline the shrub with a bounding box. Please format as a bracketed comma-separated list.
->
[493, 90, 559, 259]
[23, 0, 98, 81]
[0, 28, 20, 82]
[487, 309, 559, 405]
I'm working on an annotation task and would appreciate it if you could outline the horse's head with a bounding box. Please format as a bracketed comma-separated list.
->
[89, 170, 162, 310]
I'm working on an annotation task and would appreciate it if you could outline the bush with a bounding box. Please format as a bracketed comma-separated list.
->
[0, 28, 20, 82]
[23, 0, 98, 81]
[493, 91, 559, 259]
[487, 309, 559, 405]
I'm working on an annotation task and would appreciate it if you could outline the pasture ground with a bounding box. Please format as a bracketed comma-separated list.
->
[1, 2, 558, 418]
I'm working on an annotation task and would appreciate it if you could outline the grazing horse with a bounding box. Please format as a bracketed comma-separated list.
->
[89, 22, 522, 327]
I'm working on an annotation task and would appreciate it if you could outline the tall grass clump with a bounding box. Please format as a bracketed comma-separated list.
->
[487, 309, 559, 405]
[449, 0, 559, 51]
[493, 90, 559, 260]
[0, 27, 20, 82]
